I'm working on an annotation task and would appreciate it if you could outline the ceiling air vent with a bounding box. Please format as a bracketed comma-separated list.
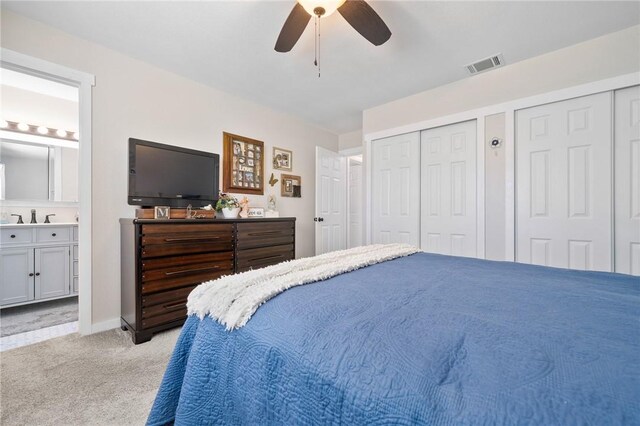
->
[466, 53, 505, 75]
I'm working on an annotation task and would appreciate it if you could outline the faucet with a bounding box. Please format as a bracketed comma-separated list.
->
[30, 209, 37, 224]
[11, 214, 24, 224]
[44, 214, 56, 224]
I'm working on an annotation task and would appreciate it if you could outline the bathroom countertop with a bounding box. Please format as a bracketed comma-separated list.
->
[0, 222, 78, 228]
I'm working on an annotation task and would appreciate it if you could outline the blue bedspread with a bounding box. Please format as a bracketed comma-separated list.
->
[148, 253, 640, 425]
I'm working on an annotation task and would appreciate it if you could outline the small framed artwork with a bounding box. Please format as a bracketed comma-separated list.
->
[247, 207, 265, 218]
[154, 206, 170, 219]
[223, 132, 264, 195]
[273, 147, 293, 171]
[281, 174, 301, 198]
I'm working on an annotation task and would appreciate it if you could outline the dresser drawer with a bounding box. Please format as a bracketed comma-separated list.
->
[141, 306, 187, 329]
[142, 285, 196, 308]
[141, 224, 234, 258]
[142, 223, 233, 235]
[141, 252, 233, 294]
[236, 244, 294, 272]
[140, 284, 197, 329]
[36, 227, 71, 243]
[236, 221, 294, 250]
[1, 228, 33, 245]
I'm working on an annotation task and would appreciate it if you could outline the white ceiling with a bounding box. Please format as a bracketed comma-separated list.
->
[3, 1, 638, 134]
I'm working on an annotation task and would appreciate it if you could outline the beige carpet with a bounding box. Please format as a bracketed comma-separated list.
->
[0, 327, 181, 426]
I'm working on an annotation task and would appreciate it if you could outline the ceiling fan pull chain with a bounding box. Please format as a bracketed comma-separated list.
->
[314, 15, 318, 68]
[318, 16, 321, 78]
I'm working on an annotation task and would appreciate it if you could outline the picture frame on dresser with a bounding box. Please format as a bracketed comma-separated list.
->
[222, 132, 265, 195]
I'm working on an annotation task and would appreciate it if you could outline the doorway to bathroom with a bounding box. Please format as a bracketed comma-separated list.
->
[0, 52, 93, 350]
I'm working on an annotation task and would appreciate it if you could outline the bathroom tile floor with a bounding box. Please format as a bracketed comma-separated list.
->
[0, 321, 78, 351]
[1, 296, 78, 336]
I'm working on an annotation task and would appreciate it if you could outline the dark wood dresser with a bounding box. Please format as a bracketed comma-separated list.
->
[120, 217, 295, 343]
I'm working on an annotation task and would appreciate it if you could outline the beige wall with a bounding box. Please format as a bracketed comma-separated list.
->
[1, 85, 79, 131]
[484, 113, 506, 261]
[364, 25, 640, 135]
[1, 11, 338, 328]
[338, 129, 363, 151]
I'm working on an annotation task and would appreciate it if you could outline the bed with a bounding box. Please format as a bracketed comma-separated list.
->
[147, 250, 639, 425]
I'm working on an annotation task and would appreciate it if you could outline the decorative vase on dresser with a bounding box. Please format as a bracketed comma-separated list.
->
[120, 217, 296, 343]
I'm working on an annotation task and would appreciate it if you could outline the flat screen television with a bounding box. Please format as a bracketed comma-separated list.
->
[128, 138, 219, 208]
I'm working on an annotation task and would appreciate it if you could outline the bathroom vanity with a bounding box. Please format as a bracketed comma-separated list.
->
[0, 223, 78, 307]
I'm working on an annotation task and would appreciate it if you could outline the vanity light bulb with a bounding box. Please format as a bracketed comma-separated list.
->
[37, 126, 49, 135]
[0, 120, 8, 128]
[70, 132, 77, 140]
[56, 129, 67, 138]
[17, 122, 29, 131]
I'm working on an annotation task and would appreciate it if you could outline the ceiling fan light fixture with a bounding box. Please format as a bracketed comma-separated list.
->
[297, 0, 346, 17]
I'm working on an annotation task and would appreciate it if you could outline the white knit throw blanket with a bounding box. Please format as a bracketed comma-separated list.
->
[187, 243, 419, 330]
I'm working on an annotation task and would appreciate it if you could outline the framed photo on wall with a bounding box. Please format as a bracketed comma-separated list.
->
[273, 147, 293, 171]
[281, 174, 301, 198]
[222, 132, 264, 195]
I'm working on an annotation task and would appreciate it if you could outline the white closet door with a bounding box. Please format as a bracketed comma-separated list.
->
[348, 157, 363, 248]
[614, 85, 640, 275]
[371, 132, 420, 246]
[516, 92, 612, 271]
[315, 147, 347, 255]
[420, 120, 477, 256]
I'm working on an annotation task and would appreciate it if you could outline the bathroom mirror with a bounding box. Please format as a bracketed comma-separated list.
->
[0, 139, 78, 202]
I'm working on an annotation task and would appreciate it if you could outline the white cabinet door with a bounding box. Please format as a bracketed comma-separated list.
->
[516, 92, 612, 271]
[35, 246, 70, 299]
[0, 249, 34, 306]
[420, 120, 477, 257]
[614, 85, 640, 275]
[371, 132, 420, 246]
[315, 147, 347, 255]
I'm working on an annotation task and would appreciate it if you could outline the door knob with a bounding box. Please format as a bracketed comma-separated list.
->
[29, 273, 34, 277]
[35, 272, 40, 276]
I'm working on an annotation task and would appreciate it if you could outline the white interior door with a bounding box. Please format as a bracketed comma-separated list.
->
[348, 156, 363, 248]
[371, 132, 420, 246]
[516, 92, 612, 271]
[420, 120, 477, 256]
[315, 146, 346, 255]
[614, 85, 640, 275]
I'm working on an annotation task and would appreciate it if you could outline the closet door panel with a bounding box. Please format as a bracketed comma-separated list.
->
[420, 120, 477, 257]
[614, 85, 640, 275]
[516, 92, 612, 271]
[371, 132, 420, 246]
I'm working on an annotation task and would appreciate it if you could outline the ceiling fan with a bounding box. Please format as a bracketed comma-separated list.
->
[274, 0, 392, 53]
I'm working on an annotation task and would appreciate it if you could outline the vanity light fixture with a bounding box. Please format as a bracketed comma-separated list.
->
[1, 120, 78, 141]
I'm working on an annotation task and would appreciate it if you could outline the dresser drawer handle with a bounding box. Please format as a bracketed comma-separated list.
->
[52, 233, 57, 237]
[249, 254, 284, 262]
[10, 234, 16, 238]
[163, 237, 220, 242]
[163, 301, 185, 310]
[247, 231, 284, 237]
[164, 266, 220, 276]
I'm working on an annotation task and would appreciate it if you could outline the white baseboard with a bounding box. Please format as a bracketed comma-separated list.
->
[86, 318, 121, 335]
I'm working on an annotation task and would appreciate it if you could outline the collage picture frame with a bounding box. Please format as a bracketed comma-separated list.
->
[222, 132, 265, 195]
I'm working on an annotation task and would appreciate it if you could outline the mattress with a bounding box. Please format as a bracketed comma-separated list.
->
[147, 252, 640, 425]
